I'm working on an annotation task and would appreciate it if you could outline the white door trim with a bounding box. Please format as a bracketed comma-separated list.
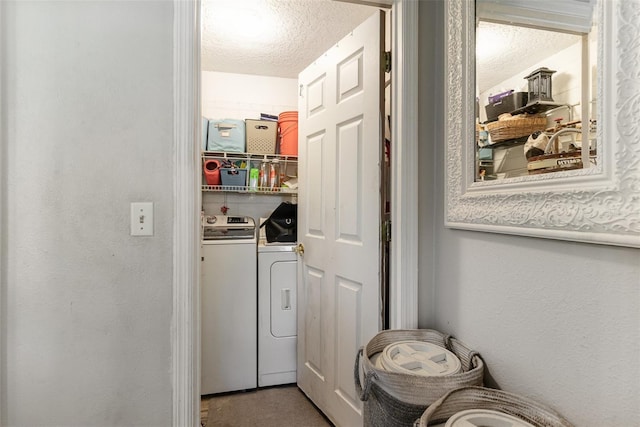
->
[0, 1, 4, 424]
[389, 0, 419, 330]
[172, 1, 202, 426]
[171, 0, 419, 424]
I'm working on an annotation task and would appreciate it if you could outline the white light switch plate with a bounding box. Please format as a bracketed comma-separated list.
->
[130, 202, 154, 236]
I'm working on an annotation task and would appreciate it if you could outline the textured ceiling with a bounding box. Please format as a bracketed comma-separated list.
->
[201, 0, 378, 78]
[201, 1, 583, 88]
[477, 21, 582, 92]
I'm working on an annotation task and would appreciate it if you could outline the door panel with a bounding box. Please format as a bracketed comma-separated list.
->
[336, 277, 362, 410]
[303, 266, 325, 380]
[308, 75, 327, 116]
[337, 49, 364, 100]
[307, 133, 326, 235]
[336, 118, 363, 240]
[297, 10, 384, 427]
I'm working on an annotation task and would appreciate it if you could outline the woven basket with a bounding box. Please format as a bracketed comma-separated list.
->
[355, 329, 484, 427]
[414, 386, 574, 427]
[486, 114, 547, 142]
[362, 382, 429, 427]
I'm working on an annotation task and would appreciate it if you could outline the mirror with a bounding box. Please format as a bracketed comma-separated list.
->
[444, 0, 640, 248]
[475, 1, 597, 181]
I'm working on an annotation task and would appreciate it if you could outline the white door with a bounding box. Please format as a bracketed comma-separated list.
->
[297, 11, 384, 427]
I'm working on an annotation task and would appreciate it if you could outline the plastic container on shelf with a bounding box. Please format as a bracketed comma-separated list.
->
[219, 168, 247, 187]
[269, 158, 280, 189]
[485, 92, 528, 122]
[246, 119, 277, 154]
[278, 111, 298, 156]
[259, 157, 270, 189]
[249, 168, 259, 192]
[203, 159, 221, 185]
[207, 119, 246, 152]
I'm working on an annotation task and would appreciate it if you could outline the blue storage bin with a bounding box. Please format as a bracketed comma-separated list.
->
[220, 168, 247, 187]
[208, 119, 246, 152]
[478, 147, 493, 160]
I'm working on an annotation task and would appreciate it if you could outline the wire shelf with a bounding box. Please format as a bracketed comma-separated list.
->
[201, 185, 297, 195]
[202, 151, 298, 162]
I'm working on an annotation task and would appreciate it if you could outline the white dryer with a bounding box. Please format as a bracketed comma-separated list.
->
[257, 237, 297, 387]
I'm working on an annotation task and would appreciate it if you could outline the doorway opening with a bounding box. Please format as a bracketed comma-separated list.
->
[171, 0, 419, 425]
[198, 2, 389, 425]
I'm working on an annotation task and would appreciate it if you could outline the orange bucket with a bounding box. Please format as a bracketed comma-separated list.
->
[204, 159, 221, 185]
[278, 111, 298, 156]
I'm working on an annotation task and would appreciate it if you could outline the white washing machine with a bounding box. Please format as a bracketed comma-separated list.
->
[201, 215, 257, 395]
[257, 222, 297, 387]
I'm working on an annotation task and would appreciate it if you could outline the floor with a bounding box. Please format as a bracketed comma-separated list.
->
[201, 385, 334, 427]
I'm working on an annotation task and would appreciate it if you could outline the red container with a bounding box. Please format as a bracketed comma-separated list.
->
[204, 159, 221, 185]
[278, 111, 298, 156]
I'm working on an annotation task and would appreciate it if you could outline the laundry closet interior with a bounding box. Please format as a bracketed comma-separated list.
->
[198, 0, 387, 406]
[199, 66, 301, 396]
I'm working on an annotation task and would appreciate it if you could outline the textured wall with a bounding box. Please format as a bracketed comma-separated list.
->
[431, 233, 640, 425]
[1, 1, 174, 425]
[201, 71, 298, 120]
[418, 1, 640, 425]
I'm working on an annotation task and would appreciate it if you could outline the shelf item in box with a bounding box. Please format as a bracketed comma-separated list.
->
[283, 177, 298, 190]
[278, 111, 298, 156]
[487, 90, 513, 104]
[246, 119, 277, 154]
[208, 119, 246, 152]
[523, 131, 549, 159]
[527, 126, 596, 174]
[260, 113, 278, 122]
[202, 117, 209, 151]
[269, 158, 280, 189]
[203, 159, 221, 185]
[258, 158, 270, 188]
[528, 150, 596, 175]
[485, 92, 528, 122]
[478, 147, 492, 160]
[248, 168, 259, 192]
[220, 167, 247, 186]
[486, 113, 546, 143]
[511, 100, 564, 115]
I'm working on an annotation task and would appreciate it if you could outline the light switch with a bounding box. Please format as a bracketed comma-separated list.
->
[130, 202, 154, 236]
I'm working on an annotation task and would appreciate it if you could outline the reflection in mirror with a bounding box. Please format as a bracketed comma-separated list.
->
[475, 1, 597, 182]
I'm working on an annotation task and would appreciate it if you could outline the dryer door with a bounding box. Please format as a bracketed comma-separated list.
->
[271, 259, 297, 338]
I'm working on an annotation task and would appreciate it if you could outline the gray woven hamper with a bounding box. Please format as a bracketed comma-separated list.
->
[354, 329, 485, 427]
[414, 386, 574, 427]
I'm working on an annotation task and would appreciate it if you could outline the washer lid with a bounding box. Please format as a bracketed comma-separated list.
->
[202, 215, 256, 240]
[445, 409, 535, 427]
[379, 340, 461, 376]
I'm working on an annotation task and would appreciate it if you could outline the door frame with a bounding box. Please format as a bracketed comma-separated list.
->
[171, 0, 419, 424]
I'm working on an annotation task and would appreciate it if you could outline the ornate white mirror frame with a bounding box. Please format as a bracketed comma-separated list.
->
[444, 0, 640, 248]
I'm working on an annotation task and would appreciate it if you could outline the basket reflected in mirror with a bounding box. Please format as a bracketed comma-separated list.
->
[486, 113, 547, 143]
